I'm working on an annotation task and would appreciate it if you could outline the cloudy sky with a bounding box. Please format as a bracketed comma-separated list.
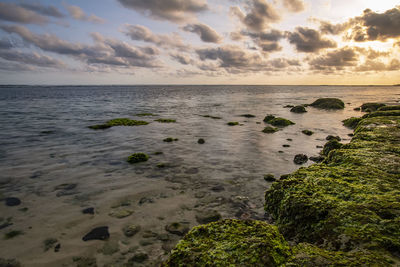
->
[0, 0, 399, 85]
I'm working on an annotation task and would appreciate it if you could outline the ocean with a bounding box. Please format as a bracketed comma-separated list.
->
[0, 85, 399, 266]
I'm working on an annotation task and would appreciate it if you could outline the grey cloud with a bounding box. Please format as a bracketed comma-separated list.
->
[287, 27, 337, 52]
[65, 4, 104, 24]
[316, 19, 349, 35]
[282, 0, 305, 13]
[117, 0, 208, 22]
[309, 47, 358, 71]
[183, 23, 222, 43]
[354, 47, 390, 60]
[356, 59, 400, 72]
[0, 60, 35, 71]
[170, 53, 194, 65]
[0, 38, 13, 49]
[124, 24, 189, 50]
[242, 29, 284, 52]
[0, 2, 48, 24]
[0, 50, 64, 68]
[269, 58, 301, 68]
[20, 3, 65, 18]
[259, 42, 281, 52]
[231, 0, 280, 32]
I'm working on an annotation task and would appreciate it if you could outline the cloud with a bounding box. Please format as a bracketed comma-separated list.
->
[65, 4, 104, 24]
[241, 29, 284, 52]
[0, 60, 35, 71]
[309, 47, 358, 71]
[314, 19, 349, 35]
[230, 0, 280, 32]
[0, 38, 13, 49]
[170, 53, 195, 65]
[20, 3, 65, 18]
[123, 24, 189, 50]
[268, 58, 301, 68]
[355, 59, 400, 72]
[0, 50, 64, 68]
[282, 0, 305, 13]
[0, 2, 48, 24]
[182, 23, 222, 43]
[349, 7, 400, 42]
[287, 27, 337, 52]
[117, 0, 208, 23]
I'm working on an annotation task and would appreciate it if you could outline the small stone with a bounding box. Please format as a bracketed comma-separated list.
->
[165, 222, 189, 236]
[82, 207, 94, 214]
[283, 144, 290, 148]
[123, 224, 141, 237]
[54, 243, 61, 252]
[294, 154, 308, 165]
[109, 209, 133, 219]
[198, 138, 205, 144]
[264, 174, 276, 182]
[195, 210, 222, 224]
[5, 197, 21, 206]
[82, 226, 109, 241]
[302, 130, 314, 136]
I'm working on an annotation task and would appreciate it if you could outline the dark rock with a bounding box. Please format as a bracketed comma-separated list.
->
[163, 137, 178, 142]
[82, 226, 109, 241]
[284, 105, 294, 108]
[54, 243, 61, 252]
[326, 135, 341, 141]
[322, 140, 343, 156]
[310, 156, 325, 163]
[310, 98, 345, 110]
[127, 153, 149, 164]
[165, 222, 189, 236]
[82, 207, 94, 215]
[290, 106, 307, 113]
[280, 174, 290, 180]
[227, 122, 239, 126]
[262, 126, 278, 133]
[360, 103, 385, 112]
[287, 138, 293, 141]
[5, 197, 21, 206]
[302, 130, 314, 136]
[316, 145, 323, 148]
[0, 221, 13, 230]
[240, 114, 256, 118]
[353, 107, 361, 111]
[195, 210, 222, 224]
[283, 144, 290, 148]
[264, 174, 276, 182]
[198, 138, 205, 144]
[211, 185, 225, 192]
[294, 154, 308, 165]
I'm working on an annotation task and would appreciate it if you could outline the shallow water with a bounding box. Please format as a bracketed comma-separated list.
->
[0, 85, 399, 266]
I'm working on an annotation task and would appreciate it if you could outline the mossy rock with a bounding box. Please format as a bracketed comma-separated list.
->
[310, 98, 345, 110]
[227, 122, 239, 126]
[163, 137, 178, 142]
[109, 209, 133, 219]
[198, 138, 205, 144]
[302, 130, 314, 136]
[321, 139, 342, 156]
[291, 106, 307, 113]
[89, 118, 149, 130]
[263, 115, 276, 123]
[163, 219, 291, 267]
[123, 224, 141, 237]
[360, 103, 386, 112]
[262, 126, 279, 133]
[155, 118, 176, 123]
[342, 117, 363, 129]
[264, 115, 295, 127]
[240, 114, 256, 118]
[264, 174, 276, 182]
[127, 153, 149, 164]
[378, 105, 400, 111]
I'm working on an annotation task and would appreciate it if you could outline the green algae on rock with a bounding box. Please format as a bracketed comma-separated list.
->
[155, 118, 176, 123]
[360, 102, 386, 112]
[262, 126, 279, 133]
[290, 105, 307, 113]
[263, 115, 295, 127]
[201, 115, 222, 119]
[89, 118, 149, 130]
[227, 122, 239, 126]
[310, 98, 345, 110]
[240, 114, 256, 118]
[127, 153, 149, 164]
[163, 137, 178, 142]
[378, 105, 400, 111]
[163, 219, 292, 267]
[342, 117, 363, 129]
[302, 130, 314, 136]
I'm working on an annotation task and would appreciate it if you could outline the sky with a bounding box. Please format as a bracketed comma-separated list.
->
[0, 0, 399, 85]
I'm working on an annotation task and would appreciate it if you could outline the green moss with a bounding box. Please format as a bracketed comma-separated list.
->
[89, 118, 149, 129]
[163, 137, 178, 142]
[342, 117, 363, 129]
[302, 130, 314, 136]
[240, 114, 256, 118]
[201, 115, 222, 119]
[4, 230, 23, 239]
[360, 103, 386, 112]
[362, 110, 400, 119]
[291, 106, 307, 113]
[310, 98, 345, 110]
[264, 174, 276, 182]
[227, 122, 239, 126]
[262, 126, 279, 133]
[163, 219, 292, 266]
[378, 105, 400, 111]
[155, 118, 176, 123]
[127, 153, 149, 164]
[263, 115, 276, 123]
[322, 139, 343, 156]
[269, 118, 295, 127]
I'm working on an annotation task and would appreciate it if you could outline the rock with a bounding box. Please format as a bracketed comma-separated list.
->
[264, 174, 276, 182]
[309, 156, 325, 163]
[128, 253, 148, 263]
[322, 140, 343, 156]
[378, 105, 400, 111]
[290, 106, 307, 113]
[227, 122, 239, 126]
[89, 118, 149, 130]
[139, 197, 154, 205]
[342, 117, 363, 129]
[0, 258, 21, 267]
[82, 226, 109, 241]
[240, 114, 256, 118]
[287, 138, 293, 141]
[263, 115, 275, 122]
[284, 105, 294, 108]
[157, 233, 170, 242]
[195, 210, 222, 224]
[155, 118, 176, 123]
[280, 174, 290, 180]
[4, 230, 23, 239]
[211, 185, 225, 192]
[82, 207, 94, 214]
[264, 115, 295, 127]
[163, 137, 178, 142]
[294, 154, 308, 165]
[54, 243, 61, 252]
[127, 153, 149, 164]
[302, 130, 314, 136]
[43, 238, 58, 251]
[353, 107, 361, 111]
[123, 224, 141, 237]
[310, 98, 345, 110]
[360, 103, 385, 112]
[326, 135, 341, 141]
[108, 209, 133, 219]
[165, 222, 190, 236]
[198, 138, 205, 144]
[262, 126, 278, 133]
[283, 144, 290, 147]
[5, 197, 21, 206]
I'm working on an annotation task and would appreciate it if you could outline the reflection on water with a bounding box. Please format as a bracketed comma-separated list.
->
[0, 85, 398, 266]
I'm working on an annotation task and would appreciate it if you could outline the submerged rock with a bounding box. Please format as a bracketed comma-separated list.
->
[195, 210, 221, 224]
[163, 137, 178, 142]
[264, 115, 295, 127]
[165, 222, 190, 236]
[0, 258, 21, 267]
[342, 117, 363, 129]
[82, 226, 109, 241]
[262, 126, 279, 133]
[302, 130, 314, 136]
[294, 154, 308, 165]
[227, 122, 239, 126]
[89, 118, 149, 130]
[290, 105, 307, 113]
[43, 238, 58, 251]
[4, 197, 21, 206]
[108, 208, 133, 219]
[264, 174, 276, 182]
[310, 98, 345, 110]
[127, 153, 149, 164]
[240, 114, 256, 118]
[82, 207, 95, 215]
[197, 138, 205, 144]
[155, 118, 176, 123]
[360, 102, 385, 112]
